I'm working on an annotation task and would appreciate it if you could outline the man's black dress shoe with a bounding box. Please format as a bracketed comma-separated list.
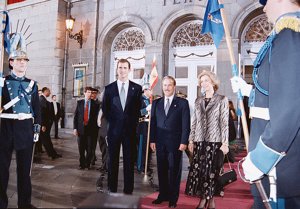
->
[169, 202, 177, 208]
[152, 198, 168, 204]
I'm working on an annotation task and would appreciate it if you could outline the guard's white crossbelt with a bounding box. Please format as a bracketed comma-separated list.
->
[0, 113, 33, 120]
[3, 96, 20, 110]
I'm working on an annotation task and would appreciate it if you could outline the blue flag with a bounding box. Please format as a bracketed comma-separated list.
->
[2, 11, 11, 54]
[201, 0, 224, 48]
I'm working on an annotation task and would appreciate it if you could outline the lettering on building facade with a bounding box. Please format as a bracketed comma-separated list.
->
[163, 0, 203, 6]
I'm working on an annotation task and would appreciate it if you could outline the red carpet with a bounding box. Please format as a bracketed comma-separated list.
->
[140, 150, 253, 209]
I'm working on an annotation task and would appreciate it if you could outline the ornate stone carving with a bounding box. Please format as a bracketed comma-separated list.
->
[172, 22, 213, 47]
[244, 16, 273, 42]
[113, 28, 145, 51]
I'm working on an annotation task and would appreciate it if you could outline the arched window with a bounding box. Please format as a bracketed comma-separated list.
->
[113, 29, 145, 51]
[244, 15, 272, 42]
[172, 22, 213, 47]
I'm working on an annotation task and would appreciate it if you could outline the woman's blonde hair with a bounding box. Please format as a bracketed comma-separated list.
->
[198, 70, 220, 91]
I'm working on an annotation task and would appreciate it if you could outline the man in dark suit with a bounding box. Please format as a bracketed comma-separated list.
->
[102, 58, 142, 194]
[73, 86, 99, 170]
[150, 76, 190, 208]
[39, 87, 62, 160]
[51, 95, 61, 139]
[90, 88, 100, 166]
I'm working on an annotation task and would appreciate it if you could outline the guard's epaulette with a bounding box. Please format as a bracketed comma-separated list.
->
[275, 16, 300, 34]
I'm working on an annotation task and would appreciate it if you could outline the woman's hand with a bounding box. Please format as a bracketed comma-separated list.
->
[220, 143, 229, 155]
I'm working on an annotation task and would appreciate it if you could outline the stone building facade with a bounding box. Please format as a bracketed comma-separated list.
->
[5, 0, 272, 128]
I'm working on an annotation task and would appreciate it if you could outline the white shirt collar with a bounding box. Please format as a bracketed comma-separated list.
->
[164, 94, 175, 106]
[117, 79, 129, 92]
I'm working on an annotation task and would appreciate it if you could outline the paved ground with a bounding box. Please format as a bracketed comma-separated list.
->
[7, 128, 191, 208]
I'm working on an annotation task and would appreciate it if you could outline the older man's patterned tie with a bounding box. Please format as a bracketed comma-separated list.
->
[165, 98, 170, 115]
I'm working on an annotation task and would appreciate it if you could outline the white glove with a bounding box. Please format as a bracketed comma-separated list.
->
[220, 143, 229, 155]
[0, 77, 5, 87]
[242, 153, 264, 182]
[33, 133, 39, 142]
[146, 104, 152, 112]
[230, 76, 252, 97]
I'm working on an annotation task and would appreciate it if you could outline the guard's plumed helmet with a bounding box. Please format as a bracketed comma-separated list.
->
[259, 0, 267, 5]
[8, 33, 29, 61]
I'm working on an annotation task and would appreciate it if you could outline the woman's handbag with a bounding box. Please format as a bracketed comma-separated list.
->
[217, 155, 237, 188]
[218, 168, 237, 187]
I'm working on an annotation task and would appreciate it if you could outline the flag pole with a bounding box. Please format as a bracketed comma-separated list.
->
[143, 96, 152, 180]
[218, 0, 271, 208]
[0, 2, 8, 110]
[143, 55, 158, 181]
[217, 0, 249, 151]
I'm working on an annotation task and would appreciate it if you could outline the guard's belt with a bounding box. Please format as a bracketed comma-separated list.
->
[250, 107, 270, 120]
[0, 113, 33, 120]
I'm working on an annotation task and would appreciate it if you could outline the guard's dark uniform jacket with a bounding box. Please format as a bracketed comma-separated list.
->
[248, 13, 300, 202]
[0, 73, 41, 208]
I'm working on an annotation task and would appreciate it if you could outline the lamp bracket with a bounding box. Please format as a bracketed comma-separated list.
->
[69, 30, 83, 48]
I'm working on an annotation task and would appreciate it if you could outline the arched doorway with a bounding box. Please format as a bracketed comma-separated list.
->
[111, 27, 145, 84]
[169, 20, 215, 110]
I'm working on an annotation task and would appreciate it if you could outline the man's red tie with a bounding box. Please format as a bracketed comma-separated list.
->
[84, 101, 89, 125]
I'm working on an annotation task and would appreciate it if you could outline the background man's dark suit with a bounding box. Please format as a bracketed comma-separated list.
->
[39, 95, 60, 159]
[102, 81, 142, 194]
[150, 96, 190, 205]
[73, 99, 99, 169]
[51, 101, 61, 138]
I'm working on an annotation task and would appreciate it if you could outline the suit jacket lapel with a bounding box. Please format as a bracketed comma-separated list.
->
[124, 81, 134, 112]
[157, 98, 166, 118]
[166, 96, 178, 118]
[112, 81, 123, 111]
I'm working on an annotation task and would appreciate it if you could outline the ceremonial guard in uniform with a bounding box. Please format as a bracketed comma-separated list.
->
[231, 0, 300, 208]
[0, 34, 40, 208]
[137, 75, 152, 173]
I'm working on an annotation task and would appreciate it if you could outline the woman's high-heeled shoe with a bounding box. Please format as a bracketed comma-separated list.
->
[195, 199, 208, 209]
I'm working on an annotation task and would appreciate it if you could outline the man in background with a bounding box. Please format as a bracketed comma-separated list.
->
[73, 87, 99, 170]
[39, 87, 62, 160]
[51, 95, 61, 139]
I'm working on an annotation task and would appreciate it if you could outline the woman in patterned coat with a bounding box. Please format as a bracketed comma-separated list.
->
[185, 70, 229, 209]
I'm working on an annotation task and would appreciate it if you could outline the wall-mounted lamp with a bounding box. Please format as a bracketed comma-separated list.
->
[66, 16, 83, 48]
